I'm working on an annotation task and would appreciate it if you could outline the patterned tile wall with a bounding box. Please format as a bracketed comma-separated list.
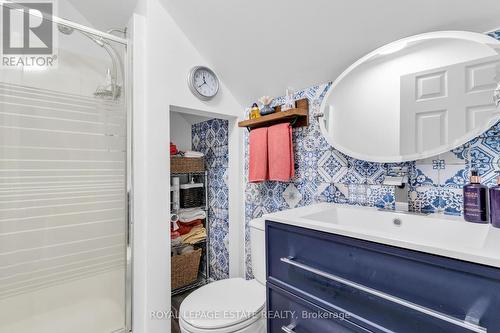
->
[192, 119, 230, 281]
[244, 33, 500, 278]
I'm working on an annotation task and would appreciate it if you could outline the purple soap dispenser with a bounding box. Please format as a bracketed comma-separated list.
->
[463, 170, 488, 223]
[490, 171, 500, 228]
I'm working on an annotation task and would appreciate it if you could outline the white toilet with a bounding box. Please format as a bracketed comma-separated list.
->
[179, 218, 266, 333]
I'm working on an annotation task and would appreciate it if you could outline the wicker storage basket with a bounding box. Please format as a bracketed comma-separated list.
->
[171, 248, 202, 290]
[171, 156, 204, 173]
[180, 183, 204, 208]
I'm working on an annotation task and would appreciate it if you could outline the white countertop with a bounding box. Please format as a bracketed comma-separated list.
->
[263, 203, 500, 269]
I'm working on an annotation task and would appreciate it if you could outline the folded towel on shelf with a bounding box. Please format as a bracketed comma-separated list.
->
[177, 219, 203, 235]
[171, 230, 182, 249]
[268, 123, 294, 181]
[183, 150, 204, 158]
[179, 218, 204, 226]
[178, 208, 206, 222]
[181, 225, 207, 244]
[248, 127, 268, 182]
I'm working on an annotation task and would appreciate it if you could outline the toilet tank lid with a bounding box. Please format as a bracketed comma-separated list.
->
[249, 218, 264, 230]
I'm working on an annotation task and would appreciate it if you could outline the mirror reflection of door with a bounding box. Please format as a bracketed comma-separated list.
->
[319, 31, 500, 162]
[401, 55, 500, 155]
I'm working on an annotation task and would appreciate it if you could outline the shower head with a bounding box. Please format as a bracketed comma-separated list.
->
[56, 23, 123, 100]
[95, 68, 122, 100]
[57, 24, 74, 35]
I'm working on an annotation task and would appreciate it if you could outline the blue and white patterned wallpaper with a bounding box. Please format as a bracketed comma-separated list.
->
[192, 119, 230, 281]
[244, 33, 500, 278]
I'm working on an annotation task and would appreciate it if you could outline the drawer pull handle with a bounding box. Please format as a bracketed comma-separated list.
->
[280, 257, 487, 333]
[281, 324, 296, 333]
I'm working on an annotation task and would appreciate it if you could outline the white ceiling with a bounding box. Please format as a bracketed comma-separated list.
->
[65, 0, 137, 32]
[160, 0, 500, 106]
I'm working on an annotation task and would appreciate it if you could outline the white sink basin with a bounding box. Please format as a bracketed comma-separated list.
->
[263, 203, 500, 268]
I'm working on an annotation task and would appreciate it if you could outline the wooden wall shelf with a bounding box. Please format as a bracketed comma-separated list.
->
[238, 98, 309, 130]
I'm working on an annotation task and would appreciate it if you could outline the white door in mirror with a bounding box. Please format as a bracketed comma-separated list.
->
[319, 31, 500, 163]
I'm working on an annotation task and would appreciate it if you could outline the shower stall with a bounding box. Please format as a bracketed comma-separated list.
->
[0, 4, 131, 333]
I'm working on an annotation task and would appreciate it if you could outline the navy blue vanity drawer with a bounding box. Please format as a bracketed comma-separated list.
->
[266, 221, 500, 333]
[267, 282, 373, 333]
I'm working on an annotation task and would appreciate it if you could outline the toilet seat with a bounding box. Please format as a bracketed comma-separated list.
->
[179, 278, 265, 333]
[179, 316, 263, 333]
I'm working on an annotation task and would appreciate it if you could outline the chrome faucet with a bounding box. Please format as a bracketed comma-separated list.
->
[382, 166, 409, 211]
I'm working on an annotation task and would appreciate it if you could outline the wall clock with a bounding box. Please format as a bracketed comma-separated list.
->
[188, 66, 220, 100]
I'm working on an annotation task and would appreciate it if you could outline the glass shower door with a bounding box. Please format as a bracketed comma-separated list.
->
[0, 8, 129, 333]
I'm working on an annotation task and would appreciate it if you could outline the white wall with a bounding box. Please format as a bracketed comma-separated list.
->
[170, 112, 194, 152]
[131, 1, 245, 332]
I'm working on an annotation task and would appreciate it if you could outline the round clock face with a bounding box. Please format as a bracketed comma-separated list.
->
[189, 66, 219, 100]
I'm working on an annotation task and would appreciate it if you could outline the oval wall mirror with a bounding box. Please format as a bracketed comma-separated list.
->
[319, 31, 500, 162]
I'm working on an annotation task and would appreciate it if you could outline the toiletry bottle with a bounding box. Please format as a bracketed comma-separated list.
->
[490, 171, 500, 228]
[250, 103, 261, 119]
[463, 170, 488, 223]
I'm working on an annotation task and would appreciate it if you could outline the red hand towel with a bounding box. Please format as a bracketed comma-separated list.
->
[249, 127, 268, 182]
[268, 123, 294, 181]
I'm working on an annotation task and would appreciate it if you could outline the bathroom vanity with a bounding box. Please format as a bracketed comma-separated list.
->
[264, 204, 500, 333]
